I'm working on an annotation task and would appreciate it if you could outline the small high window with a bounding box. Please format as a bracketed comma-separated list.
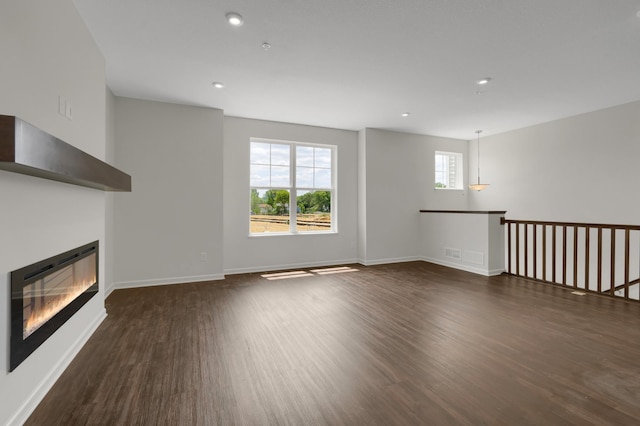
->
[435, 151, 463, 189]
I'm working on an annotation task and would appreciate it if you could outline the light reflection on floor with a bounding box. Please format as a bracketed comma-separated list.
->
[261, 266, 359, 280]
[311, 266, 359, 275]
[260, 271, 314, 280]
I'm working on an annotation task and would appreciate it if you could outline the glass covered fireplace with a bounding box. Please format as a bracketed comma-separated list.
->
[10, 241, 98, 371]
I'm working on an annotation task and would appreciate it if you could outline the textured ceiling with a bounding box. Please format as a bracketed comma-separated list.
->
[74, 0, 640, 139]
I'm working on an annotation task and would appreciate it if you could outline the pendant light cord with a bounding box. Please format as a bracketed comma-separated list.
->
[476, 130, 482, 184]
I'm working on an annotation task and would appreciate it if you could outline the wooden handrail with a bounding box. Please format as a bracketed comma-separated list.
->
[504, 218, 640, 302]
[502, 218, 640, 231]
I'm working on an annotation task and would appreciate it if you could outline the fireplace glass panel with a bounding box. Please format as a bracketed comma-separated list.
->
[10, 241, 99, 372]
[22, 253, 97, 339]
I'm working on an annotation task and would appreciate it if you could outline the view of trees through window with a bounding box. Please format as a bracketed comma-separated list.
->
[250, 140, 335, 234]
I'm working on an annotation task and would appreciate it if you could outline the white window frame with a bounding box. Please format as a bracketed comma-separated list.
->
[250, 137, 337, 236]
[434, 151, 463, 190]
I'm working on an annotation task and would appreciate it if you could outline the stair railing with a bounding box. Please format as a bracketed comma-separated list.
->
[502, 218, 640, 301]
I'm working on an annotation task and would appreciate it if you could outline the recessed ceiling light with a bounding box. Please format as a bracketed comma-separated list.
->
[212, 82, 224, 89]
[226, 12, 243, 26]
[401, 112, 410, 117]
[262, 42, 271, 51]
[476, 77, 492, 85]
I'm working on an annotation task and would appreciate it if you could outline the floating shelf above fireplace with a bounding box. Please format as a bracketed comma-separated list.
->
[0, 115, 131, 191]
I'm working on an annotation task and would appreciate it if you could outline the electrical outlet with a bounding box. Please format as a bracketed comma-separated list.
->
[65, 101, 72, 120]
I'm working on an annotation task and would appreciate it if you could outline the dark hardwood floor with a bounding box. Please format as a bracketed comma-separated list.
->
[27, 262, 640, 425]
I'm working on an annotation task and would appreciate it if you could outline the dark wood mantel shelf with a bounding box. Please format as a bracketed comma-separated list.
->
[420, 210, 506, 214]
[0, 115, 131, 191]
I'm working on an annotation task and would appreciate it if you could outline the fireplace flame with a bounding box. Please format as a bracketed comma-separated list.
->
[23, 254, 97, 339]
[24, 276, 96, 339]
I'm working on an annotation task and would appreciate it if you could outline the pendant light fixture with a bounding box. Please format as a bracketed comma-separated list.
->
[469, 130, 490, 191]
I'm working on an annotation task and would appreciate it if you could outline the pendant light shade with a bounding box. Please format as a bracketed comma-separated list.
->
[468, 182, 490, 191]
[469, 130, 490, 191]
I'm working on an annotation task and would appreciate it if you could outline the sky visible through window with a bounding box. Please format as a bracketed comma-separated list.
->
[250, 142, 332, 191]
[296, 145, 332, 189]
[250, 143, 290, 187]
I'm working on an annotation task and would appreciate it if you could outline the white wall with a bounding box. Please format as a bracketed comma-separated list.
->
[113, 98, 224, 287]
[470, 100, 640, 224]
[224, 117, 359, 273]
[105, 88, 116, 296]
[469, 101, 640, 297]
[0, 2, 108, 424]
[359, 128, 469, 264]
[420, 212, 505, 276]
[357, 129, 367, 261]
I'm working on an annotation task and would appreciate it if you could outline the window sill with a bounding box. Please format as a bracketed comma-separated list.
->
[249, 231, 338, 238]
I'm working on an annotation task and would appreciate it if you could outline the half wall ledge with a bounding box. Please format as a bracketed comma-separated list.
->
[0, 115, 131, 191]
[420, 210, 507, 214]
[420, 209, 506, 276]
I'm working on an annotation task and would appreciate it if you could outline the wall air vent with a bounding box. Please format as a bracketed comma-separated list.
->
[462, 250, 485, 265]
[445, 247, 462, 260]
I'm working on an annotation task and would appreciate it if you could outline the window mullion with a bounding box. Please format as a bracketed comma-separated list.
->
[290, 143, 297, 233]
[268, 144, 272, 187]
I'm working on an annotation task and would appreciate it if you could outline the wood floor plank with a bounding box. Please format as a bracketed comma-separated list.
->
[26, 262, 640, 425]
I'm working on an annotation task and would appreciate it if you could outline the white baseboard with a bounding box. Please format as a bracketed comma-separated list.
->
[421, 257, 504, 276]
[8, 309, 107, 426]
[357, 256, 422, 266]
[104, 282, 116, 299]
[115, 274, 225, 290]
[224, 258, 359, 275]
[487, 268, 506, 276]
